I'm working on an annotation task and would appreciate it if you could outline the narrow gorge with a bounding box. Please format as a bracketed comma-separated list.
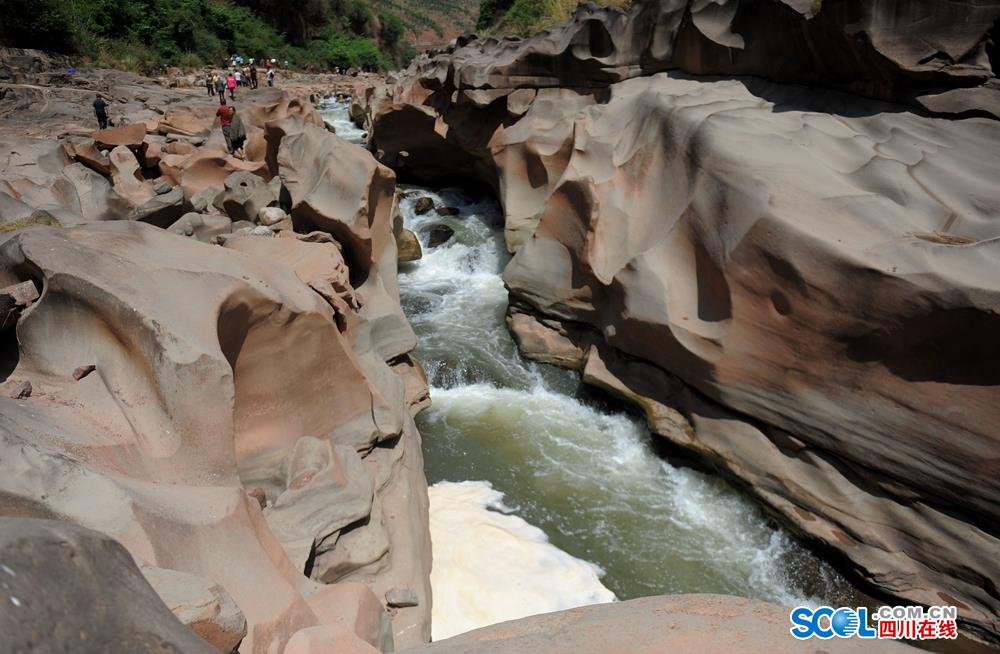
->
[0, 1, 998, 653]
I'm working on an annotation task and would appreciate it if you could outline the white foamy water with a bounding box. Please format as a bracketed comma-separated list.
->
[429, 480, 616, 641]
[398, 188, 858, 639]
[318, 99, 367, 144]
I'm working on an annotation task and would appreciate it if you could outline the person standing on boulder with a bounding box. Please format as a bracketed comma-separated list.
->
[216, 96, 236, 155]
[93, 94, 109, 130]
[226, 72, 237, 100]
[250, 63, 258, 89]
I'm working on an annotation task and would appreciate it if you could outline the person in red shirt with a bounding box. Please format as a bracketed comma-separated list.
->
[216, 97, 236, 154]
[226, 73, 237, 100]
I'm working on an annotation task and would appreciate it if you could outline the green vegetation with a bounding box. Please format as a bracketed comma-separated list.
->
[372, 0, 480, 41]
[476, 0, 631, 36]
[0, 212, 61, 234]
[0, 0, 429, 73]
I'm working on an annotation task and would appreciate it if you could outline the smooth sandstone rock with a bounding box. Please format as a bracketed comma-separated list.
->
[0, 518, 216, 654]
[499, 74, 1000, 640]
[140, 564, 248, 653]
[220, 171, 276, 223]
[371, 2, 1000, 641]
[0, 221, 421, 652]
[92, 122, 147, 150]
[169, 212, 232, 242]
[407, 595, 917, 654]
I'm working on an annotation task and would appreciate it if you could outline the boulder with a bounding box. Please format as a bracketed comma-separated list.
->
[0, 191, 33, 223]
[413, 196, 434, 215]
[258, 206, 289, 226]
[109, 145, 155, 207]
[130, 186, 186, 228]
[62, 136, 111, 176]
[0, 222, 425, 652]
[140, 564, 247, 653]
[277, 122, 395, 280]
[0, 138, 125, 225]
[170, 149, 269, 201]
[425, 224, 454, 248]
[190, 186, 222, 214]
[168, 212, 232, 243]
[143, 134, 166, 168]
[158, 105, 218, 138]
[92, 122, 147, 150]
[396, 228, 422, 262]
[219, 171, 276, 223]
[407, 595, 916, 654]
[282, 625, 380, 654]
[0, 518, 216, 654]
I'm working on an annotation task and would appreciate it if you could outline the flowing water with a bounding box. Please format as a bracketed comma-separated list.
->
[394, 187, 860, 640]
[318, 99, 367, 144]
[321, 100, 858, 641]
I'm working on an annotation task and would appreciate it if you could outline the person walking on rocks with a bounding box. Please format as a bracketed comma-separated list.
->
[206, 72, 215, 96]
[266, 68, 275, 87]
[216, 96, 236, 155]
[93, 93, 109, 129]
[214, 74, 226, 97]
[226, 72, 237, 100]
[250, 63, 258, 89]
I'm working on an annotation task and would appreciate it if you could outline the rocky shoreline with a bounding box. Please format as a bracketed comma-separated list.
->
[366, 0, 1000, 646]
[1, 1, 998, 651]
[1, 54, 431, 653]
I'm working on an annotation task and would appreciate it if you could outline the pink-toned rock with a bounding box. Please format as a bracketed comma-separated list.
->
[3, 280, 39, 307]
[164, 141, 195, 156]
[92, 122, 147, 150]
[0, 221, 423, 652]
[282, 625, 380, 654]
[142, 135, 165, 168]
[176, 149, 270, 200]
[158, 105, 219, 138]
[407, 595, 916, 654]
[62, 136, 111, 176]
[109, 145, 155, 207]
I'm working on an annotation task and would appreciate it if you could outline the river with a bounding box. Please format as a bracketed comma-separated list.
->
[320, 101, 858, 642]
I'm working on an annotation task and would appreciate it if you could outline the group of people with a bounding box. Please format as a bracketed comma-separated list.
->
[205, 60, 276, 100]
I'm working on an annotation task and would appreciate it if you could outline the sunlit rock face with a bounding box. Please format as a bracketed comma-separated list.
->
[370, 0, 1000, 643]
[0, 91, 431, 653]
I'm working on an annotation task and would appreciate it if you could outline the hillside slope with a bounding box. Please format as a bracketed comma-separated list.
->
[374, 0, 481, 49]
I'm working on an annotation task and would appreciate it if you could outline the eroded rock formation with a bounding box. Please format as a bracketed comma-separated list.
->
[407, 595, 917, 654]
[370, 0, 1000, 644]
[0, 86, 431, 653]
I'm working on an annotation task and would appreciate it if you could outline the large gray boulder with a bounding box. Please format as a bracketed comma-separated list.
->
[0, 517, 217, 654]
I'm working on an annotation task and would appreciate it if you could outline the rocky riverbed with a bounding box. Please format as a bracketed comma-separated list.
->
[365, 0, 1000, 648]
[1, 1, 999, 652]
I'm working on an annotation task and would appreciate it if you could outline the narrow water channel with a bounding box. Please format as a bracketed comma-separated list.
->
[320, 101, 858, 642]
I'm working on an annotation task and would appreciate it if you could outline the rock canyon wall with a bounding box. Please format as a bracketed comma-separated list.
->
[368, 0, 1000, 644]
[0, 80, 430, 653]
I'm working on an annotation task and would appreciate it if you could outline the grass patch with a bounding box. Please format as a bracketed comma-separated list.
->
[0, 211, 61, 234]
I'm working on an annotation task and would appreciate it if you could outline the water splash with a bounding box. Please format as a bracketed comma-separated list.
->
[396, 183, 857, 638]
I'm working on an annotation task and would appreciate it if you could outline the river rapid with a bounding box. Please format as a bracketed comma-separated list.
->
[320, 101, 858, 642]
